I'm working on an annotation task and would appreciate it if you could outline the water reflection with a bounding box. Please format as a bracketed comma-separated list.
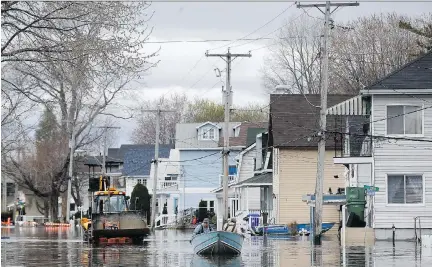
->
[190, 255, 241, 267]
[81, 242, 150, 267]
[2, 228, 432, 266]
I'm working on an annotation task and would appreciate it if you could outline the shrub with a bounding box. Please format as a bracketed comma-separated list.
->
[288, 221, 298, 235]
[130, 183, 151, 224]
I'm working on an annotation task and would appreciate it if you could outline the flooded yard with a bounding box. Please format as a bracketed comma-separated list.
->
[1, 227, 432, 266]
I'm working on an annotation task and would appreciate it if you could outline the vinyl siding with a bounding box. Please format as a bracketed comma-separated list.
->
[238, 146, 256, 182]
[372, 95, 432, 228]
[182, 193, 217, 210]
[277, 149, 346, 234]
[239, 187, 261, 210]
[180, 150, 239, 188]
[273, 148, 280, 216]
[237, 145, 260, 210]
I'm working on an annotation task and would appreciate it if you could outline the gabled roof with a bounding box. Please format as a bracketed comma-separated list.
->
[269, 94, 354, 148]
[363, 50, 432, 92]
[121, 144, 173, 176]
[195, 121, 222, 129]
[218, 122, 268, 147]
[175, 122, 241, 149]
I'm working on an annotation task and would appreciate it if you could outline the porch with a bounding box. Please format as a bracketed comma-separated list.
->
[232, 172, 274, 226]
[327, 95, 373, 165]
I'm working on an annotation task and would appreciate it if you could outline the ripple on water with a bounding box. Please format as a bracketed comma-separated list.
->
[1, 228, 432, 266]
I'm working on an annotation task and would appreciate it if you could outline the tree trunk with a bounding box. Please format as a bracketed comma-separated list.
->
[61, 193, 67, 222]
[50, 193, 59, 221]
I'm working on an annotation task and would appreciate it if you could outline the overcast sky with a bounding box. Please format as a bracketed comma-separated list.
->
[107, 1, 431, 146]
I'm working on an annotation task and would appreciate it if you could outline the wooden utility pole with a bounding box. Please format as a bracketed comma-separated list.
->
[297, 1, 359, 245]
[141, 108, 175, 231]
[205, 48, 251, 229]
[97, 126, 121, 176]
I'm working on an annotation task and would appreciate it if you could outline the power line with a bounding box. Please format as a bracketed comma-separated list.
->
[145, 38, 274, 44]
[207, 2, 297, 52]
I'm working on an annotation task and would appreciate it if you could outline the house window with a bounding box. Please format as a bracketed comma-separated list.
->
[387, 175, 423, 204]
[165, 174, 178, 181]
[209, 128, 215, 139]
[229, 165, 237, 175]
[234, 126, 240, 137]
[209, 201, 215, 212]
[137, 179, 142, 184]
[6, 183, 15, 197]
[387, 105, 422, 135]
[70, 203, 76, 211]
[202, 129, 208, 139]
[200, 127, 216, 140]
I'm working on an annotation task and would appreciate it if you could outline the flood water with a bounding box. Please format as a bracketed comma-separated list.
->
[1, 227, 432, 266]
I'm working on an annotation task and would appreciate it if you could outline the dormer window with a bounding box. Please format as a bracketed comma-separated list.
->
[201, 127, 215, 140]
[197, 122, 220, 141]
[209, 128, 215, 139]
[233, 124, 241, 137]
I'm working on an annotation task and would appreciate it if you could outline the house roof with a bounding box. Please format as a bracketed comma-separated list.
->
[233, 172, 273, 188]
[269, 94, 354, 148]
[364, 50, 432, 91]
[196, 121, 222, 129]
[175, 122, 241, 149]
[108, 144, 162, 161]
[246, 127, 267, 147]
[218, 122, 268, 147]
[121, 144, 173, 176]
[84, 155, 123, 166]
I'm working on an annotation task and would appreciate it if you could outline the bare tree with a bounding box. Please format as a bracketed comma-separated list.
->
[329, 13, 425, 94]
[262, 13, 428, 95]
[131, 92, 188, 144]
[1, 1, 158, 220]
[399, 13, 432, 55]
[261, 16, 323, 94]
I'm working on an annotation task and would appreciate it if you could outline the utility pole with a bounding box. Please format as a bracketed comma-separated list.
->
[297, 1, 359, 245]
[141, 108, 175, 231]
[205, 48, 251, 229]
[97, 126, 121, 176]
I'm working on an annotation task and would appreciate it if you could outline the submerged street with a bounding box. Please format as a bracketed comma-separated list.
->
[2, 227, 431, 267]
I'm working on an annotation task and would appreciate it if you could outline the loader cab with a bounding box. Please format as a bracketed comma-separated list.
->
[94, 191, 128, 214]
[93, 175, 129, 214]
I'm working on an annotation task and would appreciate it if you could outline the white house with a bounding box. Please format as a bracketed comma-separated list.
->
[327, 50, 432, 240]
[149, 149, 183, 226]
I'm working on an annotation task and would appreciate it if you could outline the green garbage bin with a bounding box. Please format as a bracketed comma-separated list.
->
[346, 187, 366, 222]
[346, 201, 366, 222]
[346, 187, 366, 203]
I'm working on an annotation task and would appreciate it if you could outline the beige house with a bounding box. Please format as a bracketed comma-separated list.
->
[269, 93, 354, 235]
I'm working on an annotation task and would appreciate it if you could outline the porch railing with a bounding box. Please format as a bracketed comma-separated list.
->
[234, 209, 274, 228]
[155, 214, 178, 228]
[334, 132, 372, 158]
[218, 175, 237, 186]
[158, 180, 179, 190]
[414, 216, 432, 244]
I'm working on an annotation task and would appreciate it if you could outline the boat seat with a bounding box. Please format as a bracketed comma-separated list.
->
[223, 222, 237, 232]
